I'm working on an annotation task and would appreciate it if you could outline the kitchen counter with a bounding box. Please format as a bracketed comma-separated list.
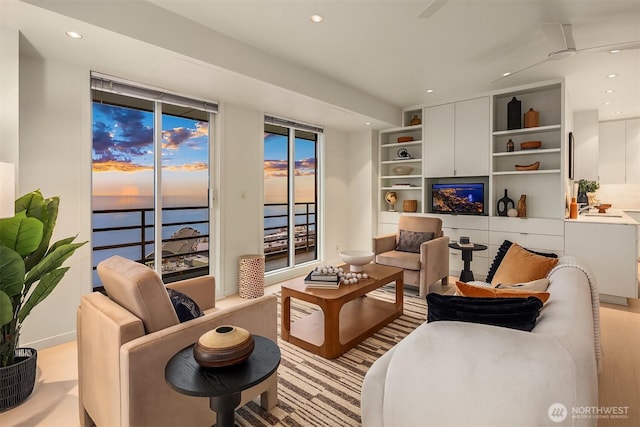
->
[565, 209, 639, 304]
[566, 208, 639, 225]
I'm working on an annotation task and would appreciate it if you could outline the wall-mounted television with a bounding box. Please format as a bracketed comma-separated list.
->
[431, 183, 485, 215]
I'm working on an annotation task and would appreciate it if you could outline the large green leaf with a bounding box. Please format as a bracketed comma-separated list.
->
[0, 291, 12, 326]
[18, 267, 68, 323]
[24, 242, 86, 288]
[0, 213, 44, 257]
[15, 190, 44, 220]
[24, 196, 58, 272]
[0, 246, 25, 297]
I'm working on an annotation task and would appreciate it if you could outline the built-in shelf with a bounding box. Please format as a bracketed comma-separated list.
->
[492, 169, 561, 176]
[380, 140, 423, 148]
[381, 175, 422, 179]
[493, 148, 561, 157]
[381, 159, 422, 165]
[492, 124, 561, 136]
[381, 187, 423, 190]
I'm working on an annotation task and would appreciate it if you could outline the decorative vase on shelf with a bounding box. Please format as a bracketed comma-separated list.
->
[506, 139, 515, 152]
[410, 115, 422, 126]
[517, 194, 527, 217]
[496, 189, 515, 216]
[507, 97, 521, 130]
[524, 108, 539, 128]
[403, 199, 418, 213]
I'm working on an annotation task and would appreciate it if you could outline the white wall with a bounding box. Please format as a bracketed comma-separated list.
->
[13, 49, 362, 348]
[344, 130, 376, 252]
[18, 55, 93, 348]
[0, 26, 19, 165]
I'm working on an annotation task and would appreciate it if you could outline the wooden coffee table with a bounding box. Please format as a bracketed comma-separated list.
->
[280, 263, 403, 359]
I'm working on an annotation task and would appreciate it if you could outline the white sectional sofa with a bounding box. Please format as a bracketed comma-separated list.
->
[361, 257, 600, 427]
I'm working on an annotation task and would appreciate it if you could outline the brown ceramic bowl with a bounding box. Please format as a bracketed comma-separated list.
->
[397, 136, 414, 143]
[596, 204, 612, 213]
[520, 140, 542, 150]
[515, 161, 540, 171]
[194, 325, 255, 367]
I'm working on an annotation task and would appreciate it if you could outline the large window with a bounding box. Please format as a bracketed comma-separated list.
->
[264, 118, 321, 272]
[91, 75, 216, 288]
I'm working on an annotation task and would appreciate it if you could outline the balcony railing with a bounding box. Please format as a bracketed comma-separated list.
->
[92, 206, 209, 287]
[92, 202, 317, 287]
[264, 202, 317, 271]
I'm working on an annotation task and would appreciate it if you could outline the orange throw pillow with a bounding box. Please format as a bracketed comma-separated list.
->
[456, 281, 550, 303]
[490, 243, 558, 286]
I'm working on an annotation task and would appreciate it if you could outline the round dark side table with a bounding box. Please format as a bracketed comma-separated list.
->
[165, 335, 280, 427]
[448, 242, 488, 282]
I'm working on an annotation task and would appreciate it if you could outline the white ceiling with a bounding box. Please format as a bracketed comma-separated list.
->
[3, 0, 640, 131]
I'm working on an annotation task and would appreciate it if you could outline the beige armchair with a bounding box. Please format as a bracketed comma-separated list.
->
[77, 255, 278, 427]
[373, 216, 449, 297]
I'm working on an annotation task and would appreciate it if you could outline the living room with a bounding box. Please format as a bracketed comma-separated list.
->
[1, 0, 639, 426]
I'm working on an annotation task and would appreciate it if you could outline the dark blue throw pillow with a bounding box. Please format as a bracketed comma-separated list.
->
[426, 293, 543, 332]
[167, 288, 204, 323]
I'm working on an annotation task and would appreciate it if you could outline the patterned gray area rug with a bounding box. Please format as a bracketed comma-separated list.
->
[235, 285, 427, 426]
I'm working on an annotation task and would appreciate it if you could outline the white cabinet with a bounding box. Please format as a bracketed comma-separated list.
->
[565, 220, 638, 303]
[424, 103, 454, 177]
[424, 97, 490, 178]
[491, 81, 565, 219]
[626, 118, 640, 184]
[488, 217, 564, 268]
[455, 97, 490, 176]
[598, 120, 626, 184]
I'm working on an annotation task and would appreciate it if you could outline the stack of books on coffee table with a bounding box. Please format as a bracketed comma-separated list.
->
[304, 270, 340, 289]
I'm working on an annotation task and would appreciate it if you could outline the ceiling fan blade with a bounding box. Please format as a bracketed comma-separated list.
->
[541, 23, 576, 52]
[577, 40, 640, 53]
[491, 57, 551, 84]
[418, 0, 447, 19]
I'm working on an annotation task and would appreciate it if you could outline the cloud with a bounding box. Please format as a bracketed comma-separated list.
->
[164, 162, 208, 172]
[92, 159, 153, 173]
[93, 104, 153, 163]
[264, 158, 316, 178]
[163, 122, 209, 150]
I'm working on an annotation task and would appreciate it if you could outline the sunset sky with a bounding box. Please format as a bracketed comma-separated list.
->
[263, 132, 316, 204]
[93, 102, 316, 208]
[92, 103, 209, 207]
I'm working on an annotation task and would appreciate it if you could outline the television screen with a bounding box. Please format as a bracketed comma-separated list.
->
[432, 183, 484, 214]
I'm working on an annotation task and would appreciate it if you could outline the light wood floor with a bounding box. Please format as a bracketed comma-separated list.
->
[2, 280, 639, 427]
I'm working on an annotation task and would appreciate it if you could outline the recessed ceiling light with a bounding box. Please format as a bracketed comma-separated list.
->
[65, 31, 83, 39]
[605, 89, 615, 94]
[365, 122, 371, 126]
[602, 102, 611, 106]
[426, 89, 434, 93]
[310, 14, 324, 23]
[502, 72, 512, 77]
[607, 73, 618, 78]
[614, 111, 623, 115]
[609, 49, 621, 54]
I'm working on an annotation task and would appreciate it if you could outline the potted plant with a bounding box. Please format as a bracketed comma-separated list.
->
[577, 179, 600, 205]
[0, 190, 85, 411]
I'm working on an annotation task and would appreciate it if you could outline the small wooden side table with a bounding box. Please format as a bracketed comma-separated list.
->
[448, 243, 488, 282]
[165, 335, 280, 427]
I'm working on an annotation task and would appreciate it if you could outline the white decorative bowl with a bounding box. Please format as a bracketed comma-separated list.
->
[392, 165, 414, 175]
[340, 250, 374, 272]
